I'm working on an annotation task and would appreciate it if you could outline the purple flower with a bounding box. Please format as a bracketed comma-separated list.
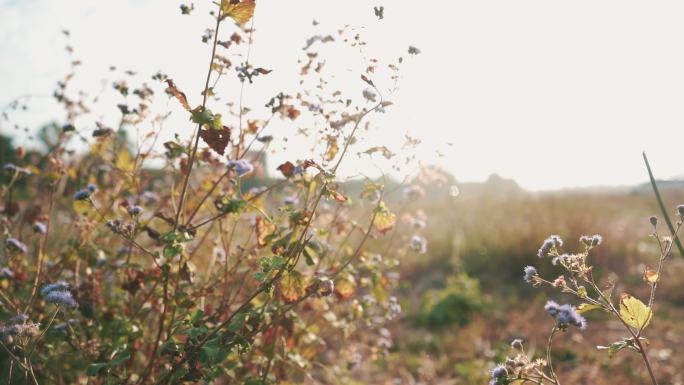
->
[283, 195, 299, 205]
[0, 267, 14, 279]
[40, 281, 70, 297]
[32, 222, 47, 234]
[43, 290, 78, 309]
[5, 238, 27, 254]
[228, 159, 254, 177]
[511, 339, 523, 350]
[489, 364, 508, 385]
[523, 266, 537, 284]
[545, 300, 586, 330]
[127, 205, 143, 216]
[73, 188, 92, 201]
[537, 235, 562, 258]
[580, 234, 602, 247]
[410, 235, 427, 254]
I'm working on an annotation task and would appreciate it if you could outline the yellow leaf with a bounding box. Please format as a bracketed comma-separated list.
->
[643, 269, 659, 284]
[619, 293, 652, 330]
[577, 303, 600, 314]
[221, 0, 255, 25]
[115, 150, 135, 173]
[373, 202, 396, 235]
[279, 271, 307, 303]
[334, 275, 356, 301]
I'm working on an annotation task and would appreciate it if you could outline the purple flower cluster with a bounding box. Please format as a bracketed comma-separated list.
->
[73, 184, 97, 201]
[579, 234, 602, 247]
[488, 364, 508, 385]
[41, 281, 78, 309]
[544, 300, 586, 330]
[32, 221, 47, 234]
[537, 235, 562, 258]
[228, 159, 254, 177]
[523, 266, 537, 284]
[127, 205, 143, 216]
[410, 235, 427, 254]
[5, 238, 27, 254]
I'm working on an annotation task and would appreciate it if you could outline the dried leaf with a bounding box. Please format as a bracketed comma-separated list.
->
[279, 271, 307, 303]
[165, 79, 191, 111]
[643, 269, 659, 284]
[255, 216, 276, 248]
[277, 161, 295, 178]
[361, 74, 374, 87]
[198, 126, 231, 155]
[363, 146, 395, 159]
[286, 106, 301, 120]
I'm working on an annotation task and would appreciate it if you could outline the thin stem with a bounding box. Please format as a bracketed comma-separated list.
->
[546, 326, 560, 385]
[174, 7, 224, 230]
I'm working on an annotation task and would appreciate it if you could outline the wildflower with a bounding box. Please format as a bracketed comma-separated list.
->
[511, 339, 523, 350]
[284, 195, 299, 205]
[581, 234, 602, 247]
[649, 216, 658, 227]
[106, 219, 123, 234]
[73, 186, 94, 201]
[5, 238, 27, 254]
[32, 222, 47, 234]
[142, 190, 160, 204]
[388, 296, 402, 318]
[410, 235, 427, 254]
[43, 290, 78, 309]
[127, 205, 143, 216]
[2, 163, 31, 176]
[537, 235, 562, 258]
[40, 281, 70, 297]
[545, 300, 586, 330]
[489, 364, 508, 385]
[552, 253, 569, 266]
[228, 159, 254, 177]
[523, 266, 538, 285]
[0, 268, 14, 279]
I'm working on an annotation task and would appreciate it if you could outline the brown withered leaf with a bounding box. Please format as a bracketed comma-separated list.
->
[361, 74, 374, 87]
[255, 216, 276, 248]
[286, 106, 301, 120]
[644, 269, 659, 284]
[364, 146, 395, 159]
[198, 126, 231, 155]
[277, 161, 295, 178]
[165, 79, 191, 111]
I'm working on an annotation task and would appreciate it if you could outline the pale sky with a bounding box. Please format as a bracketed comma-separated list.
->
[1, 0, 684, 190]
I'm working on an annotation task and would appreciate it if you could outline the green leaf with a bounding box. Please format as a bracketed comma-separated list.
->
[597, 338, 639, 358]
[619, 293, 652, 330]
[191, 107, 222, 129]
[86, 352, 130, 376]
